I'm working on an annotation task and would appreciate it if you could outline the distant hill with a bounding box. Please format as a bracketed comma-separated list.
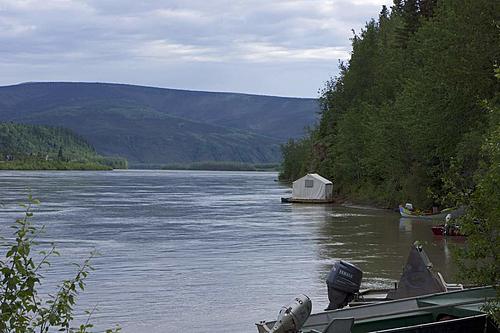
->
[0, 122, 127, 169]
[0, 82, 319, 166]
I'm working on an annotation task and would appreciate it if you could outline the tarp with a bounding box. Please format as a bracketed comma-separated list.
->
[386, 245, 446, 300]
[292, 173, 333, 200]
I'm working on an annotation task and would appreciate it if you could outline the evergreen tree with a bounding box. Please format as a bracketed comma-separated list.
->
[0, 122, 128, 170]
[280, 0, 499, 207]
[419, 0, 437, 18]
[58, 146, 64, 160]
[279, 0, 499, 318]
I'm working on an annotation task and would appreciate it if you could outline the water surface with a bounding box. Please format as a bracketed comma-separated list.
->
[0, 170, 461, 332]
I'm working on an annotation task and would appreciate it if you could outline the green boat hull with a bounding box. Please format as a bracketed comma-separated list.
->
[256, 286, 496, 333]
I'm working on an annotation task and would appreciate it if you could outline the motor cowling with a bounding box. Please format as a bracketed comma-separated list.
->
[325, 260, 363, 310]
[269, 294, 312, 333]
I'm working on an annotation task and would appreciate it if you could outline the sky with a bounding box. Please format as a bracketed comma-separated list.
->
[0, 0, 393, 97]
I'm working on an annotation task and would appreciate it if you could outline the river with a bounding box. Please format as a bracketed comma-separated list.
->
[0, 170, 462, 332]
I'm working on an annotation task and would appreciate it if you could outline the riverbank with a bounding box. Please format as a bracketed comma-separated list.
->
[161, 161, 279, 172]
[0, 160, 112, 170]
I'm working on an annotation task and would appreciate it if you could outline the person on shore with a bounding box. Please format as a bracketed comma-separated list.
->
[444, 214, 452, 236]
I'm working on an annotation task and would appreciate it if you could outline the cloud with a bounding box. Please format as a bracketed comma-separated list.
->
[237, 42, 350, 62]
[133, 40, 218, 62]
[0, 0, 393, 97]
[153, 8, 211, 23]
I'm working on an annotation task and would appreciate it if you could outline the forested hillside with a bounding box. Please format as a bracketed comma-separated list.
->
[0, 122, 127, 169]
[280, 0, 499, 210]
[0, 82, 318, 166]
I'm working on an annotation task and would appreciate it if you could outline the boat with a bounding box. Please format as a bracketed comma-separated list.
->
[431, 225, 465, 237]
[398, 205, 464, 220]
[255, 245, 479, 333]
[256, 286, 497, 333]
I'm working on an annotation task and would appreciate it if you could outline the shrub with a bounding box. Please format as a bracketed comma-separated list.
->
[0, 195, 120, 333]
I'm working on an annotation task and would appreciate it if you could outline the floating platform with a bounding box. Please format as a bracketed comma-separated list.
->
[281, 197, 334, 204]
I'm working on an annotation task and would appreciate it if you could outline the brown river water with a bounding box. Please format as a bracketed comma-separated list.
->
[0, 170, 464, 332]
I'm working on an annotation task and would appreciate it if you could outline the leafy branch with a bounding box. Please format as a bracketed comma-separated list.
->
[0, 196, 120, 333]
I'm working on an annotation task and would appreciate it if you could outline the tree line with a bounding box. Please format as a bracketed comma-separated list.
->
[0, 122, 127, 170]
[280, 0, 498, 210]
[280, 0, 498, 316]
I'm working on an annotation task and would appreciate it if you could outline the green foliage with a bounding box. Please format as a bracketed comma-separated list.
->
[280, 0, 500, 319]
[0, 123, 95, 159]
[280, 0, 500, 318]
[58, 146, 64, 161]
[281, 0, 499, 209]
[0, 122, 127, 170]
[451, 73, 500, 322]
[0, 160, 112, 171]
[0, 196, 121, 332]
[162, 161, 279, 171]
[278, 137, 313, 182]
[94, 156, 128, 170]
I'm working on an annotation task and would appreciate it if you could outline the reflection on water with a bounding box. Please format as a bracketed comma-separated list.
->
[399, 218, 413, 232]
[0, 170, 463, 333]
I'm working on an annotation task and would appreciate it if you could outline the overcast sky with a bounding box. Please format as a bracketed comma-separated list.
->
[0, 0, 393, 97]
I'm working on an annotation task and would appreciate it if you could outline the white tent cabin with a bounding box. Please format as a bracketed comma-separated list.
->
[282, 173, 334, 203]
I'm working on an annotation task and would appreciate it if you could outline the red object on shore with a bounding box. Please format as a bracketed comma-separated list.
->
[431, 225, 465, 237]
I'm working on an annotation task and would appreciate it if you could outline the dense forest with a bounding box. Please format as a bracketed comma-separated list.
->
[0, 122, 127, 170]
[280, 0, 499, 310]
[280, 0, 499, 210]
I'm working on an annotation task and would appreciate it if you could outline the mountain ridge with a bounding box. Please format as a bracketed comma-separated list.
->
[5, 81, 316, 99]
[0, 82, 319, 166]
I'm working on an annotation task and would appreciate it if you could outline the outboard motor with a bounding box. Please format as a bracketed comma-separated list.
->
[269, 294, 312, 333]
[325, 260, 363, 310]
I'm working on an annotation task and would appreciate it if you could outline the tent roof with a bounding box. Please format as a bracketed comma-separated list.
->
[293, 173, 332, 185]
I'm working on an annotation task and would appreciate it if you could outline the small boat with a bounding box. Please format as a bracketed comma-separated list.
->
[256, 245, 475, 333]
[256, 286, 497, 333]
[398, 206, 464, 220]
[431, 225, 465, 237]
